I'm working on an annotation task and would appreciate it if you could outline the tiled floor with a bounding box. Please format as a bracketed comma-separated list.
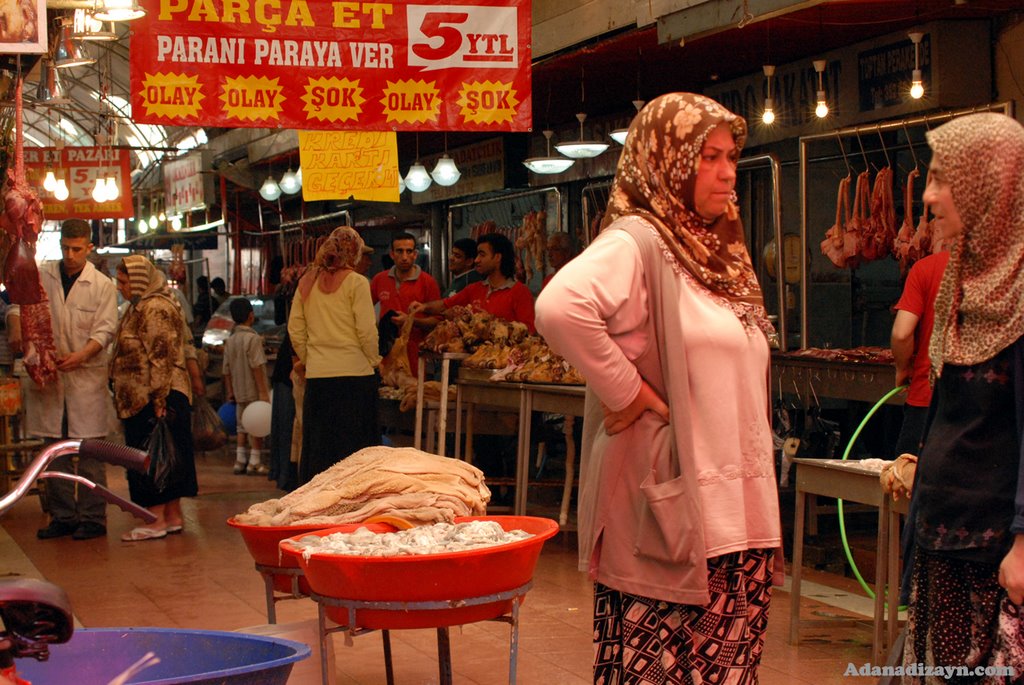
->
[0, 449, 885, 684]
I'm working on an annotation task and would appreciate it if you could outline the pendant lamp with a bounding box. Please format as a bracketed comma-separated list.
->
[524, 130, 575, 175]
[53, 19, 96, 69]
[93, 0, 147, 22]
[259, 175, 282, 201]
[404, 134, 432, 192]
[72, 9, 117, 41]
[35, 60, 71, 105]
[555, 113, 609, 159]
[610, 99, 645, 145]
[279, 168, 301, 194]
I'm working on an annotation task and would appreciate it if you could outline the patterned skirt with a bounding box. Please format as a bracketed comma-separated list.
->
[593, 548, 774, 685]
[904, 550, 1024, 684]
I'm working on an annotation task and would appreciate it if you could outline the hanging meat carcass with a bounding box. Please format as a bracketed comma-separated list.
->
[1, 73, 57, 386]
[842, 171, 870, 268]
[893, 168, 920, 275]
[910, 201, 934, 258]
[820, 175, 850, 268]
[864, 167, 895, 262]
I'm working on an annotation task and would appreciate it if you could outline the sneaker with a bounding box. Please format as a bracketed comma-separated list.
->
[233, 462, 247, 475]
[72, 522, 107, 540]
[246, 464, 270, 476]
[37, 520, 78, 540]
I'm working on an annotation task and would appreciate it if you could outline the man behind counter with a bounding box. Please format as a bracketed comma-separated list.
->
[370, 232, 441, 372]
[443, 238, 483, 297]
[408, 232, 535, 332]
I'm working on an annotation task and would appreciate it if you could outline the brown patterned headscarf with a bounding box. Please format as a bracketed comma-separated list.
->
[298, 226, 364, 299]
[602, 92, 772, 339]
[927, 113, 1024, 378]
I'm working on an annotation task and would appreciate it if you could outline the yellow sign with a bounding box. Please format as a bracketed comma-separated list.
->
[220, 75, 286, 122]
[298, 130, 400, 202]
[457, 80, 519, 125]
[139, 72, 206, 119]
[302, 77, 365, 122]
[380, 79, 441, 125]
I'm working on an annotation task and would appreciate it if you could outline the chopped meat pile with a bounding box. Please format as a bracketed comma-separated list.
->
[779, 346, 894, 364]
[235, 446, 490, 527]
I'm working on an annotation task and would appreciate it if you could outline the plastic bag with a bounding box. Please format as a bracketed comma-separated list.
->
[147, 418, 181, 492]
[192, 396, 228, 451]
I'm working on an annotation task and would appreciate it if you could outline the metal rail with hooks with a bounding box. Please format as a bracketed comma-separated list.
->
[797, 101, 1014, 350]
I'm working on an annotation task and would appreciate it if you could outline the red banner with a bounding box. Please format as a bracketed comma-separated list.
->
[23, 147, 134, 221]
[129, 0, 532, 132]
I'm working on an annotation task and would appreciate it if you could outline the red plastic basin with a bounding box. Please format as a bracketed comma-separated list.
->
[279, 515, 559, 630]
[227, 517, 336, 595]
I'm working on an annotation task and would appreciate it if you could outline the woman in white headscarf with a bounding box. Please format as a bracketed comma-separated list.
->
[110, 255, 197, 541]
[288, 226, 380, 485]
[900, 112, 1024, 683]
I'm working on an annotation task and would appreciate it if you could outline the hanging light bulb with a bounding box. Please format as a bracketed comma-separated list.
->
[158, 209, 166, 222]
[148, 214, 158, 229]
[398, 175, 406, 194]
[611, 99, 645, 145]
[170, 215, 182, 231]
[91, 177, 108, 203]
[104, 175, 119, 201]
[430, 155, 461, 186]
[93, 0, 147, 22]
[259, 175, 282, 201]
[813, 60, 829, 119]
[908, 32, 925, 99]
[762, 65, 776, 125]
[137, 219, 149, 234]
[524, 130, 575, 175]
[43, 170, 57, 192]
[279, 167, 301, 194]
[404, 163, 432, 192]
[54, 178, 70, 201]
[403, 133, 432, 192]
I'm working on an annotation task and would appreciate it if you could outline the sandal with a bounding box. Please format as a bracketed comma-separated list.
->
[166, 524, 184, 535]
[121, 527, 167, 542]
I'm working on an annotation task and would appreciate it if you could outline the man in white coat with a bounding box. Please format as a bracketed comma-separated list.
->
[6, 219, 118, 540]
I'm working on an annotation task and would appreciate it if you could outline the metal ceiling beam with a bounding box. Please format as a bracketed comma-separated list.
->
[657, 0, 827, 44]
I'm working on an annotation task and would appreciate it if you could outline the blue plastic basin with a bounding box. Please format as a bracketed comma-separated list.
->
[16, 627, 311, 685]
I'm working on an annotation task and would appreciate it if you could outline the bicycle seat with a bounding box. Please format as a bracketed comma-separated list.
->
[0, 579, 74, 662]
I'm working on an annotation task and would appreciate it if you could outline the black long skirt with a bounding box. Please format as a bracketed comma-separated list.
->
[123, 390, 199, 507]
[299, 374, 379, 485]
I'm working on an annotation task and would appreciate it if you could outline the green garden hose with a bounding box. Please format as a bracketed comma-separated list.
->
[835, 384, 908, 603]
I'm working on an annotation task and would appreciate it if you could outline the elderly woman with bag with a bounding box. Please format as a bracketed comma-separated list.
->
[111, 255, 198, 541]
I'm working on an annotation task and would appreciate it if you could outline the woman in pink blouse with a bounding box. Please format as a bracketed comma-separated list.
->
[536, 93, 782, 684]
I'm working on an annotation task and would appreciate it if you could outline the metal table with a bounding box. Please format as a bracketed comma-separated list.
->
[789, 458, 908, 665]
[454, 376, 585, 524]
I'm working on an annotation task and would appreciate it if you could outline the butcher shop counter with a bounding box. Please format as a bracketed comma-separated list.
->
[454, 369, 586, 526]
[771, 351, 903, 406]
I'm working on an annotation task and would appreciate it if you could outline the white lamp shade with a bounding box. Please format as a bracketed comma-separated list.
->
[430, 155, 461, 186]
[609, 129, 629, 145]
[555, 140, 609, 159]
[54, 179, 70, 201]
[91, 177, 108, 203]
[279, 168, 301, 194]
[398, 176, 406, 193]
[404, 164, 432, 192]
[137, 219, 149, 234]
[523, 157, 575, 174]
[93, 0, 147, 22]
[259, 176, 282, 201]
[104, 175, 120, 201]
[170, 216, 183, 231]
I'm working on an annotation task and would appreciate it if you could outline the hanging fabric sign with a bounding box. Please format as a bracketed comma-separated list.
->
[298, 130, 400, 202]
[129, 0, 532, 132]
[23, 147, 133, 220]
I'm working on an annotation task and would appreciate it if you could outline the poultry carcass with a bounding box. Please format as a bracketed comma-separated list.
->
[864, 167, 895, 262]
[842, 171, 870, 268]
[820, 175, 851, 268]
[893, 169, 920, 275]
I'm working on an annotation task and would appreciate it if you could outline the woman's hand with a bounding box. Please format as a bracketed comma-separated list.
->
[998, 534, 1024, 604]
[601, 379, 669, 435]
